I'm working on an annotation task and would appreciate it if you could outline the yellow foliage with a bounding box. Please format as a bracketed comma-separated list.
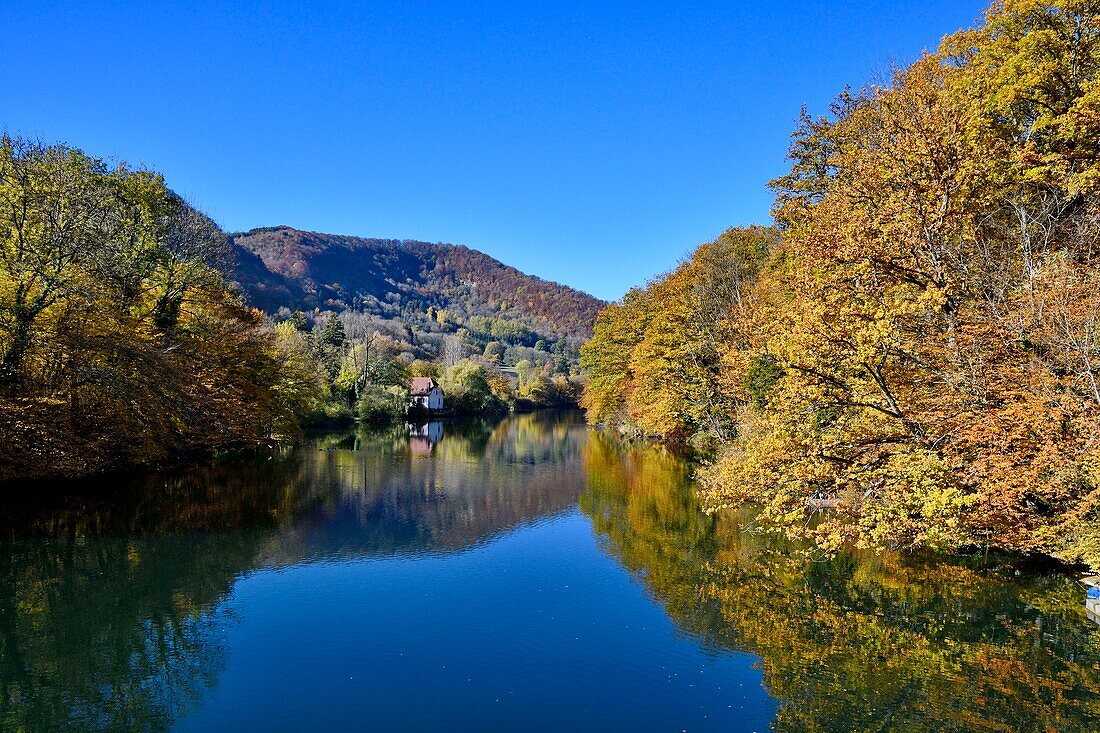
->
[585, 2, 1100, 565]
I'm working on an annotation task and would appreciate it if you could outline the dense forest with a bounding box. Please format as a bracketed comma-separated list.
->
[235, 227, 598, 428]
[232, 227, 601, 425]
[232, 225, 602, 346]
[231, 225, 601, 391]
[581, 0, 1100, 568]
[0, 138, 596, 480]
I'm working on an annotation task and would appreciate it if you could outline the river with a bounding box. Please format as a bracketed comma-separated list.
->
[2, 411, 1098, 731]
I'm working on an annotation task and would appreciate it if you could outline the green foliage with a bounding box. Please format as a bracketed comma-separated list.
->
[275, 301, 570, 423]
[288, 310, 310, 331]
[518, 373, 581, 408]
[356, 384, 407, 423]
[270, 321, 328, 428]
[407, 359, 440, 378]
[514, 359, 535, 385]
[483, 340, 505, 362]
[441, 359, 506, 414]
[319, 312, 345, 347]
[742, 354, 783, 410]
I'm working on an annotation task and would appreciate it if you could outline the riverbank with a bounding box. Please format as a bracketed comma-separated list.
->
[1, 404, 583, 482]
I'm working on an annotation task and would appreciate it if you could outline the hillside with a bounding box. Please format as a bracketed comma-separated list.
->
[230, 226, 604, 342]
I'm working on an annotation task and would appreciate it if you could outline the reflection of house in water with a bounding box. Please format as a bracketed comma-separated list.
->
[280, 412, 589, 557]
[407, 421, 444, 456]
[1086, 576, 1100, 626]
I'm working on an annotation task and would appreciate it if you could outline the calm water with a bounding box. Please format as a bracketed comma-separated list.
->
[2, 412, 1099, 732]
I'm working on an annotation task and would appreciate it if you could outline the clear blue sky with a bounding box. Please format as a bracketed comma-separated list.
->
[5, 1, 985, 301]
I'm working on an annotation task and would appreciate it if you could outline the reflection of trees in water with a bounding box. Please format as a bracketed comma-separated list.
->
[0, 460, 307, 732]
[275, 411, 590, 559]
[579, 432, 1100, 731]
[0, 412, 589, 730]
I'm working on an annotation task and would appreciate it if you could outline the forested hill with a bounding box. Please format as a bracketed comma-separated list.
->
[230, 226, 604, 340]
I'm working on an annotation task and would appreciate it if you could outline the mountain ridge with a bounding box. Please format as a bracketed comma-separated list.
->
[229, 225, 604, 342]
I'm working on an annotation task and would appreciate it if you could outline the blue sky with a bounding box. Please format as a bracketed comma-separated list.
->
[5, 1, 985, 301]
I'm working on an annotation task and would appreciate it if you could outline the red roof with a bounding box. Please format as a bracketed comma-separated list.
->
[409, 377, 438, 396]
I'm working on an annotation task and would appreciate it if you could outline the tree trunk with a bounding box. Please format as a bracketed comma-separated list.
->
[0, 314, 33, 395]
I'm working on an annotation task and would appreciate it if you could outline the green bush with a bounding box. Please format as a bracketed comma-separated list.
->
[356, 385, 408, 424]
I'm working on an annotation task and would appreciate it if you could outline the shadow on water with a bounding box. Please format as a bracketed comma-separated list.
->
[1, 411, 1099, 730]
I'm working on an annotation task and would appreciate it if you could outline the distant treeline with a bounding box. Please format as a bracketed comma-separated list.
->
[581, 0, 1100, 568]
[270, 308, 584, 427]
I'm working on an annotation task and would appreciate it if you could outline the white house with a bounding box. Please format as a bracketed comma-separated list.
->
[409, 377, 444, 411]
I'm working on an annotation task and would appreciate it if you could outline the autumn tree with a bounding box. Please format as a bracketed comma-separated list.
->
[700, 1, 1100, 563]
[581, 227, 777, 444]
[0, 137, 319, 479]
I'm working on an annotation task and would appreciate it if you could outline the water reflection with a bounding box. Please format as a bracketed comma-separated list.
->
[1, 414, 1098, 731]
[579, 431, 1100, 731]
[407, 421, 444, 454]
[0, 412, 587, 732]
[281, 414, 587, 560]
[0, 461, 280, 732]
